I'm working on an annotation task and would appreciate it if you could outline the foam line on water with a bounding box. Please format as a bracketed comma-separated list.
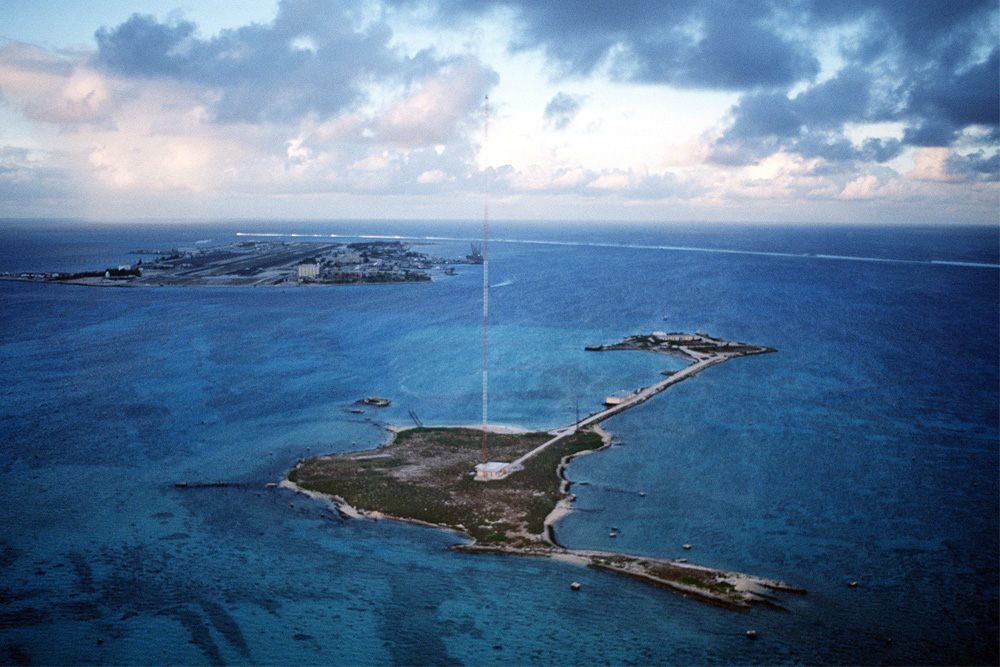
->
[237, 232, 999, 269]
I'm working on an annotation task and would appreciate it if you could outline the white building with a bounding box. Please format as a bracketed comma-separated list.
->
[474, 462, 509, 481]
[298, 264, 320, 279]
[604, 390, 634, 406]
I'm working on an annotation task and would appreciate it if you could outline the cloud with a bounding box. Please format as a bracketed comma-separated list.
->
[373, 56, 497, 147]
[902, 49, 1000, 145]
[0, 0, 502, 206]
[908, 147, 967, 182]
[395, 0, 997, 178]
[0, 43, 113, 124]
[711, 44, 997, 169]
[725, 92, 801, 140]
[839, 173, 902, 200]
[543, 92, 585, 131]
[622, 6, 819, 89]
[0, 145, 79, 211]
[953, 150, 1000, 179]
[393, 0, 820, 89]
[1, 0, 996, 222]
[904, 146, 1000, 184]
[416, 169, 448, 184]
[396, 0, 995, 91]
[91, 0, 465, 125]
[860, 138, 904, 163]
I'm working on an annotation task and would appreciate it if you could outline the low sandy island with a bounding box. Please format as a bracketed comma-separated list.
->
[282, 331, 802, 610]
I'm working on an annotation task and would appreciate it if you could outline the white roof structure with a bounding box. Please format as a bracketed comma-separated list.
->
[474, 461, 509, 480]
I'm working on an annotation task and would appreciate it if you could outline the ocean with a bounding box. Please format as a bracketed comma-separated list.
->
[0, 219, 997, 665]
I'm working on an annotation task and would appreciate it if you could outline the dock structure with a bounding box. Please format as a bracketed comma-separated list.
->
[475, 333, 773, 481]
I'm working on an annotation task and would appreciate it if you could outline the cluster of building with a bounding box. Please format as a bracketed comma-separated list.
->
[1, 239, 477, 288]
[294, 242, 462, 284]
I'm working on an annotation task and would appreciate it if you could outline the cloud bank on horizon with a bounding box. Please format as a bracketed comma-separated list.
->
[0, 0, 996, 223]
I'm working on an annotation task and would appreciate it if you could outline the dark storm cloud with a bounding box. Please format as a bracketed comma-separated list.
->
[543, 92, 584, 130]
[713, 34, 996, 163]
[389, 0, 997, 167]
[387, 0, 993, 90]
[962, 151, 1000, 177]
[390, 0, 819, 88]
[624, 6, 819, 89]
[94, 14, 197, 77]
[860, 138, 904, 163]
[902, 49, 1000, 141]
[720, 67, 878, 146]
[804, 0, 992, 63]
[93, 0, 455, 124]
[726, 92, 801, 140]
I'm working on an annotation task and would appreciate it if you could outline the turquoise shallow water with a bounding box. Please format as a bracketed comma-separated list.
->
[0, 220, 997, 665]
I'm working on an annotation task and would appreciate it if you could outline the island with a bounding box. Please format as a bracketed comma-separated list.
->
[284, 333, 804, 609]
[0, 239, 478, 288]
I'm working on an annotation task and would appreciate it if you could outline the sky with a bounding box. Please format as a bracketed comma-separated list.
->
[0, 0, 997, 224]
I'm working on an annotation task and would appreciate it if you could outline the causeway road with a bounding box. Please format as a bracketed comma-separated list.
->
[503, 354, 730, 475]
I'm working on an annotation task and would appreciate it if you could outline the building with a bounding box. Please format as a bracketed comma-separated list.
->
[657, 333, 698, 343]
[474, 462, 509, 481]
[604, 389, 634, 406]
[298, 264, 320, 279]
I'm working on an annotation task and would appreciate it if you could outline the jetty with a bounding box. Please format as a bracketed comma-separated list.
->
[476, 332, 773, 480]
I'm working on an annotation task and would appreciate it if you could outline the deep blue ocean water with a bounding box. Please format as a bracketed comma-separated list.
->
[0, 219, 997, 666]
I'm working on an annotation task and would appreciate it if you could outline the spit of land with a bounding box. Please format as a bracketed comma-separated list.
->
[285, 333, 804, 609]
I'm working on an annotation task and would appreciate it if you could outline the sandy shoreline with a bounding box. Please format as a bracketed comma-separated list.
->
[542, 425, 612, 547]
[281, 423, 804, 609]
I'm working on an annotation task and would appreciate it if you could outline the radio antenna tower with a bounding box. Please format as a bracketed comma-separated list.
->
[481, 95, 490, 466]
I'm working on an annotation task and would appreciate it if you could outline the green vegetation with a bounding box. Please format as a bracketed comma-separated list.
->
[287, 425, 802, 610]
[291, 427, 603, 547]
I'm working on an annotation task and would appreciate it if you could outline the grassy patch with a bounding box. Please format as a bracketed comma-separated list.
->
[293, 427, 603, 546]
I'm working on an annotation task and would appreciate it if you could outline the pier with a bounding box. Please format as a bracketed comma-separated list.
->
[476, 333, 773, 480]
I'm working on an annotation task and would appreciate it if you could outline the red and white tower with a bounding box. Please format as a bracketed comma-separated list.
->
[481, 94, 490, 467]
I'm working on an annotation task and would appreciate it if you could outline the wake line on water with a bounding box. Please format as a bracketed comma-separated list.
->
[236, 232, 999, 269]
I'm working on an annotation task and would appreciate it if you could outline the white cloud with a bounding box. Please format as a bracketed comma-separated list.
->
[907, 147, 965, 183]
[374, 56, 497, 147]
[840, 174, 903, 200]
[0, 44, 112, 124]
[416, 169, 448, 184]
[587, 171, 634, 190]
